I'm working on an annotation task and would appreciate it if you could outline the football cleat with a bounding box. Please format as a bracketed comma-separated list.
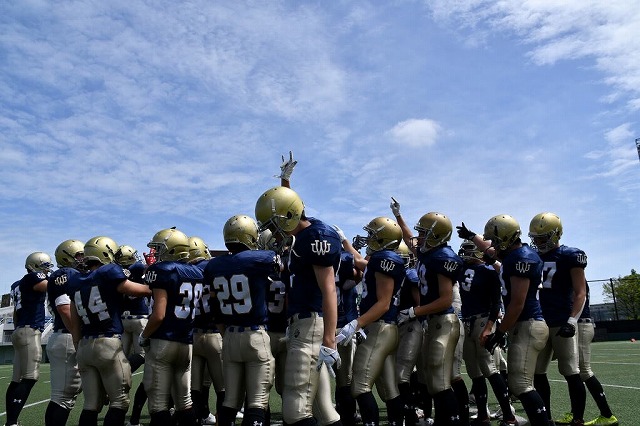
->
[584, 415, 618, 426]
[491, 404, 515, 420]
[555, 412, 574, 424]
[201, 413, 216, 424]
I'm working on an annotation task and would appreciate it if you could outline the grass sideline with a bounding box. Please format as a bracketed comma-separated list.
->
[0, 340, 638, 424]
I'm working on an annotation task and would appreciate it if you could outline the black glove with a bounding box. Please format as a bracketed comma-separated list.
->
[484, 330, 507, 354]
[556, 321, 576, 338]
[482, 252, 496, 265]
[456, 222, 476, 240]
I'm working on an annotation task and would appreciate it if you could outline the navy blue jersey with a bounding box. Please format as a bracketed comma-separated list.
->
[67, 263, 129, 337]
[336, 252, 359, 327]
[580, 284, 591, 319]
[145, 261, 203, 344]
[459, 263, 502, 320]
[12, 272, 48, 330]
[204, 250, 279, 327]
[267, 267, 289, 333]
[48, 267, 80, 332]
[287, 218, 342, 317]
[538, 245, 587, 327]
[398, 268, 419, 311]
[193, 259, 210, 272]
[128, 261, 146, 283]
[359, 250, 406, 323]
[499, 244, 544, 321]
[122, 261, 149, 316]
[415, 245, 462, 316]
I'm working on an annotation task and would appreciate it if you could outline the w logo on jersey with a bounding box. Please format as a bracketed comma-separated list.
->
[515, 261, 531, 274]
[380, 259, 396, 272]
[443, 261, 458, 273]
[145, 270, 157, 283]
[311, 240, 331, 255]
[576, 253, 587, 265]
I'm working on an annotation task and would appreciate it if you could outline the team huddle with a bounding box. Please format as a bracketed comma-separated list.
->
[6, 154, 619, 426]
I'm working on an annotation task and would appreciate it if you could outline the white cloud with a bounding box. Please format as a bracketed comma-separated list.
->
[386, 118, 442, 147]
[426, 0, 640, 109]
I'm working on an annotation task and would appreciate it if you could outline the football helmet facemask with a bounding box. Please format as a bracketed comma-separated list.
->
[458, 240, 483, 262]
[25, 252, 54, 273]
[115, 245, 141, 267]
[55, 239, 84, 268]
[356, 216, 402, 252]
[223, 215, 259, 251]
[84, 236, 119, 265]
[255, 186, 304, 240]
[483, 214, 521, 253]
[147, 228, 190, 262]
[414, 212, 452, 252]
[188, 236, 212, 263]
[528, 212, 563, 254]
[257, 229, 277, 251]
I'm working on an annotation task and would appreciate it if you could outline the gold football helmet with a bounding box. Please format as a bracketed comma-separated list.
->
[55, 239, 84, 268]
[395, 240, 415, 268]
[255, 186, 304, 235]
[458, 240, 483, 262]
[84, 236, 119, 265]
[359, 216, 402, 252]
[25, 252, 54, 273]
[147, 228, 190, 262]
[414, 212, 452, 252]
[483, 214, 521, 252]
[528, 212, 563, 254]
[115, 245, 141, 267]
[188, 236, 212, 263]
[224, 215, 259, 250]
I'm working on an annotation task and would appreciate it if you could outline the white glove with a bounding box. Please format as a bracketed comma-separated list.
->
[390, 197, 401, 217]
[397, 307, 416, 325]
[335, 319, 358, 345]
[332, 224, 347, 243]
[277, 151, 297, 181]
[317, 345, 341, 377]
[355, 329, 367, 344]
[138, 333, 150, 348]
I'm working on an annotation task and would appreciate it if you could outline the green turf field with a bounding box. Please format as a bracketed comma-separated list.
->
[0, 340, 638, 425]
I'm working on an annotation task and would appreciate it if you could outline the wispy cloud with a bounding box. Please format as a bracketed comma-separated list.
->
[387, 118, 442, 147]
[427, 0, 640, 110]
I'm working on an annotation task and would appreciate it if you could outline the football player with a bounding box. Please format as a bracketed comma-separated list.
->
[480, 215, 551, 425]
[205, 214, 279, 426]
[67, 236, 152, 426]
[255, 185, 342, 426]
[115, 245, 149, 371]
[451, 278, 470, 426]
[333, 243, 363, 426]
[457, 240, 516, 425]
[337, 217, 406, 426]
[114, 244, 150, 426]
[45, 240, 84, 426]
[188, 235, 222, 426]
[139, 228, 203, 426]
[5, 252, 52, 426]
[260, 229, 289, 396]
[393, 241, 424, 426]
[391, 199, 463, 426]
[528, 213, 588, 426]
[576, 285, 618, 426]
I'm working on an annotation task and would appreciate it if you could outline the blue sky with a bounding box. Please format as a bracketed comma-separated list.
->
[1, 1, 639, 304]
